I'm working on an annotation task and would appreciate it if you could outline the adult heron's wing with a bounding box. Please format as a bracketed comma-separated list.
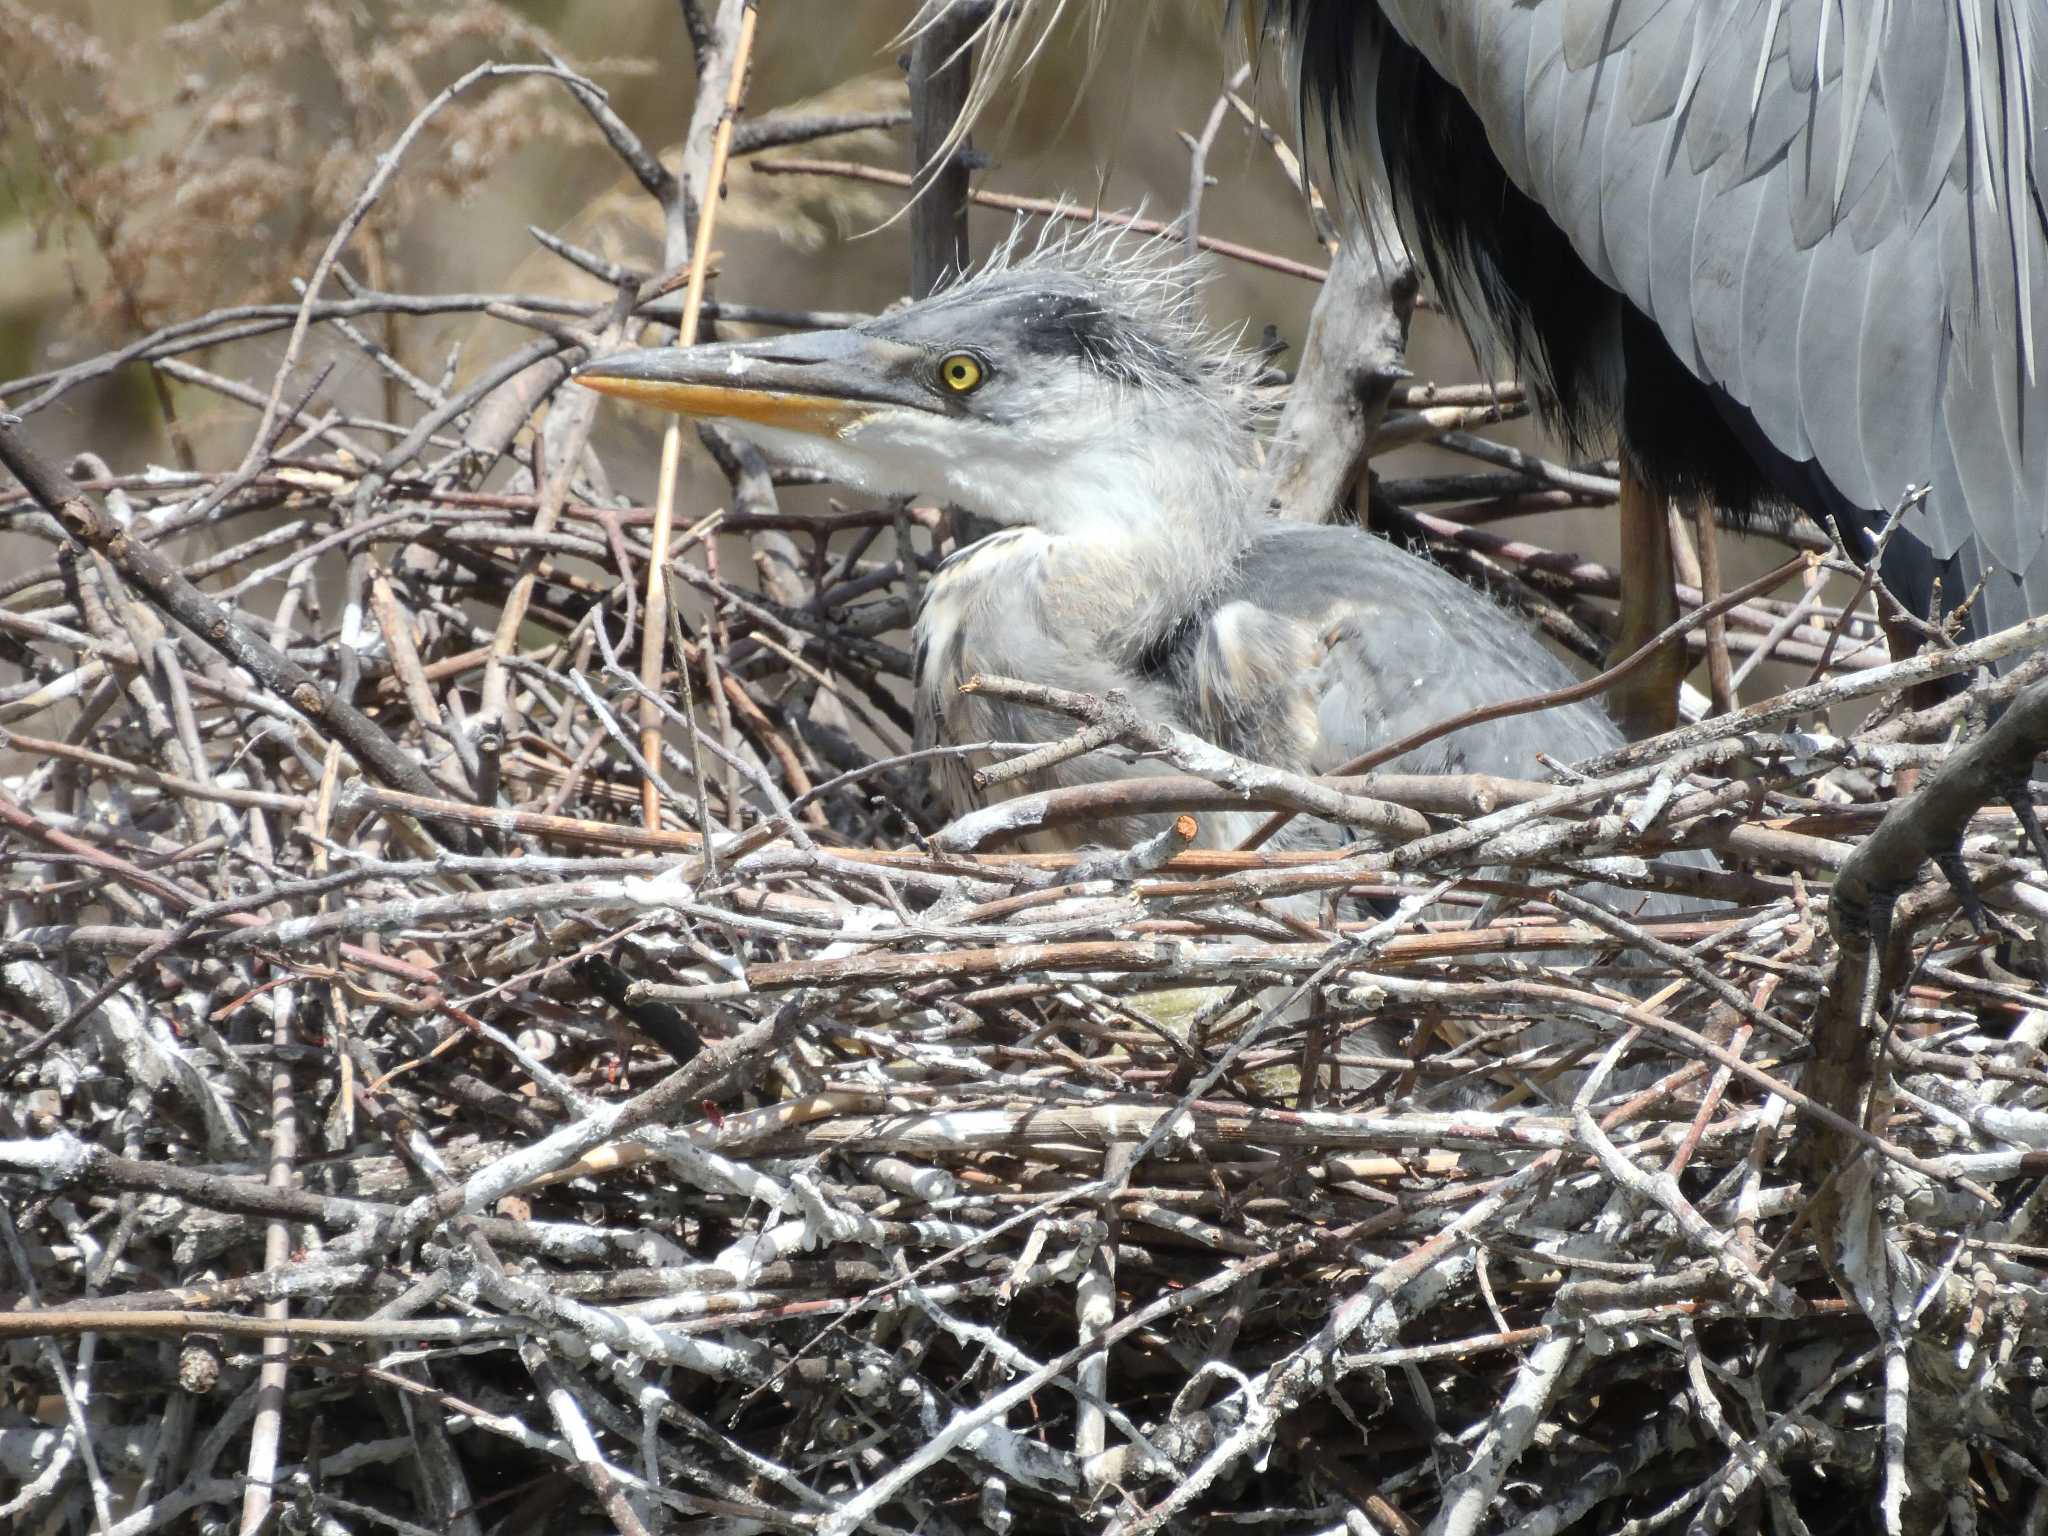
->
[1368, 0, 2048, 630]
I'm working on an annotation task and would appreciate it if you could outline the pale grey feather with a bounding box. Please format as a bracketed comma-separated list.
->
[1794, 209, 1877, 510]
[914, 521, 1633, 852]
[1736, 164, 1813, 464]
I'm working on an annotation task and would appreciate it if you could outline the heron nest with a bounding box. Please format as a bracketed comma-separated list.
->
[4, 37, 2048, 1536]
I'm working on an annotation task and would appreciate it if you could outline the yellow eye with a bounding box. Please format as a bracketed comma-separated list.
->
[938, 352, 985, 394]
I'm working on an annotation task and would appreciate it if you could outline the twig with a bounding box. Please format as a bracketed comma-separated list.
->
[1242, 552, 1814, 849]
[753, 158, 1331, 283]
[245, 64, 600, 466]
[0, 423, 447, 802]
[1182, 64, 1252, 255]
[638, 1, 760, 831]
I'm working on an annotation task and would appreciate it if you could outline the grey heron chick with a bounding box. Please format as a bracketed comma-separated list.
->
[577, 232, 1632, 852]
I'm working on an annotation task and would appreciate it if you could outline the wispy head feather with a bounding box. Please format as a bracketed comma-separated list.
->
[904, 2, 1159, 177]
[918, 215, 1267, 457]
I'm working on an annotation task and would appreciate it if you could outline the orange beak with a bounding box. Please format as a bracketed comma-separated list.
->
[574, 331, 936, 437]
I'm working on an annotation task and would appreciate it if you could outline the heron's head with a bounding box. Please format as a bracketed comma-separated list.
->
[575, 228, 1261, 540]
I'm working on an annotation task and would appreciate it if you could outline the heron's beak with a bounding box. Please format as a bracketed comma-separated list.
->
[574, 330, 938, 438]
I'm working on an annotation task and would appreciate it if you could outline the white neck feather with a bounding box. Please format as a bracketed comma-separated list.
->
[935, 426, 1256, 658]
[717, 412, 1257, 659]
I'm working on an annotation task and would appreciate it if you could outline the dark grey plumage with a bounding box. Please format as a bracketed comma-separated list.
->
[1258, 0, 2048, 639]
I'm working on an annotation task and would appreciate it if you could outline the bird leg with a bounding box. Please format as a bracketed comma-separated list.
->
[1606, 459, 1684, 739]
[1687, 495, 1736, 714]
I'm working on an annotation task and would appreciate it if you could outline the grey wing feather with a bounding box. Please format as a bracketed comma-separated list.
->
[1598, 46, 1658, 301]
[1782, 0, 1818, 96]
[1785, 50, 1847, 252]
[1737, 165, 1813, 464]
[1689, 166, 1768, 409]
[1794, 208, 1877, 510]
[1623, 0, 1693, 127]
[1217, 527, 1628, 779]
[1562, 0, 1671, 73]
[1549, 17, 1622, 289]
[1677, 0, 1760, 177]
[1835, 95, 1900, 255]
[1375, 0, 2048, 639]
[1729, 20, 1811, 184]
[1855, 223, 1944, 519]
[1519, 9, 1574, 224]
[1646, 126, 1709, 369]
[1478, 4, 1540, 194]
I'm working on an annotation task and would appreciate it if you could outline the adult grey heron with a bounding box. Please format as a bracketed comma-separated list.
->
[576, 231, 1637, 850]
[1254, 0, 2048, 733]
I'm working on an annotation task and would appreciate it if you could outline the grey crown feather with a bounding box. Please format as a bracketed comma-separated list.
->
[921, 217, 1270, 458]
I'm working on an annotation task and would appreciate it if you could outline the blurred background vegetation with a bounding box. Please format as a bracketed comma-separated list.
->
[0, 1, 1340, 473]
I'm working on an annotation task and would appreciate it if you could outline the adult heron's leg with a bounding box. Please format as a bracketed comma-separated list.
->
[1606, 458, 1683, 738]
[1688, 496, 1735, 714]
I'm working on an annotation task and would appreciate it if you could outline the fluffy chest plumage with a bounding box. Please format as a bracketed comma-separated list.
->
[909, 529, 1344, 850]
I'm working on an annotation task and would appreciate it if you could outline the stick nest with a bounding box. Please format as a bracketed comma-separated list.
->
[2, 50, 2047, 1536]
